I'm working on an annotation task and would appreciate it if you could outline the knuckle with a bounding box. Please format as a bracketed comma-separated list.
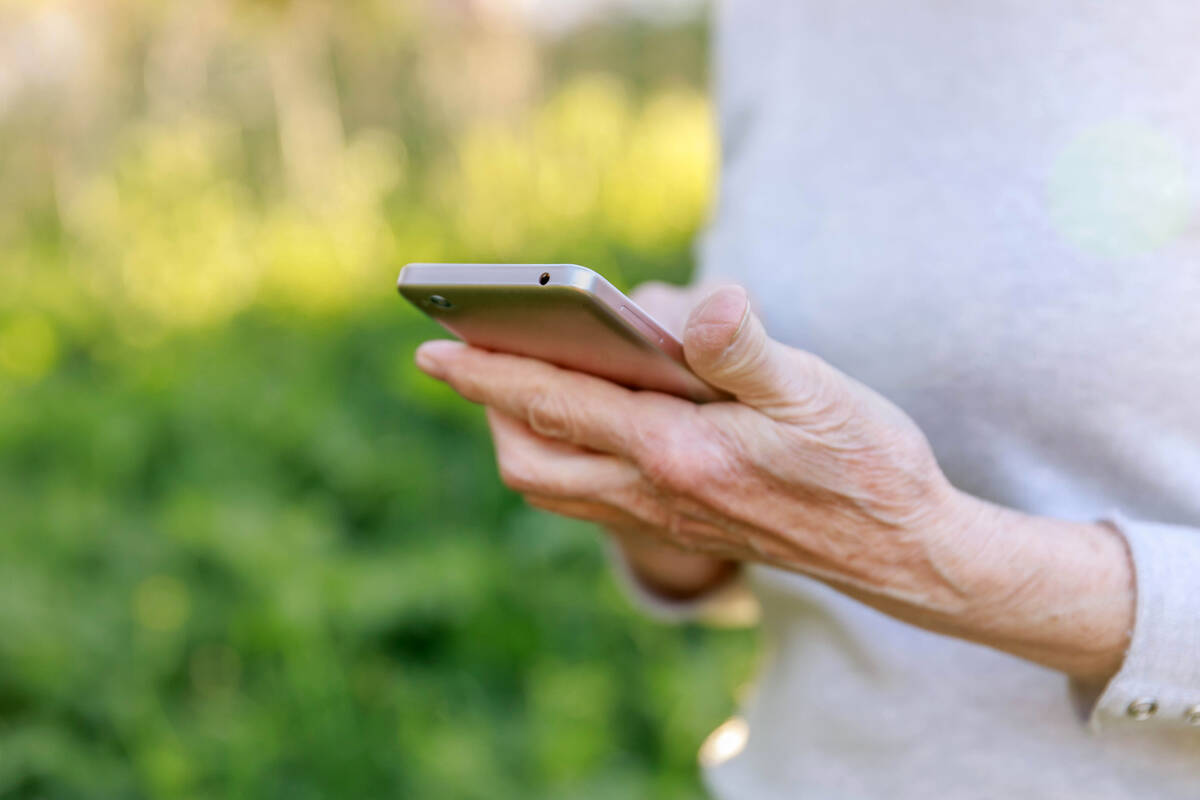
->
[525, 389, 573, 441]
[632, 424, 686, 488]
[659, 507, 700, 552]
[635, 415, 735, 494]
[613, 487, 661, 528]
[641, 449, 701, 493]
[783, 351, 853, 419]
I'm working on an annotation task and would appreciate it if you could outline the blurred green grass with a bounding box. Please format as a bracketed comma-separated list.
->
[0, 2, 756, 797]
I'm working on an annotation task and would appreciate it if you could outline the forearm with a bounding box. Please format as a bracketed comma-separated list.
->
[837, 490, 1135, 684]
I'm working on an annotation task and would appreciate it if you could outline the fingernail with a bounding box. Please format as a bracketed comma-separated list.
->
[695, 286, 748, 323]
[687, 286, 749, 345]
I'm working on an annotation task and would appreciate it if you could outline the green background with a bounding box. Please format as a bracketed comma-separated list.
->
[0, 2, 757, 797]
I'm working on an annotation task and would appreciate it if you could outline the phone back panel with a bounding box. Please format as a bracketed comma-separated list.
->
[398, 264, 725, 403]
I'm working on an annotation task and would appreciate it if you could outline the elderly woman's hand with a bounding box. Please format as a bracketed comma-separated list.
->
[594, 281, 743, 601]
[415, 285, 1134, 682]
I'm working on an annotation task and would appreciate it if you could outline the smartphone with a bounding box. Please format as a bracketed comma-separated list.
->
[397, 263, 727, 403]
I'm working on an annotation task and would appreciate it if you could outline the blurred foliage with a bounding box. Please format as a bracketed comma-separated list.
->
[0, 1, 755, 798]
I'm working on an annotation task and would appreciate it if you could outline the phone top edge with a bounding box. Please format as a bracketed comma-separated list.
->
[398, 263, 602, 293]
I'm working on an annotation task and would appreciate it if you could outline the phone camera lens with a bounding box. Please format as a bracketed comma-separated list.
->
[538, 272, 550, 285]
[428, 294, 452, 309]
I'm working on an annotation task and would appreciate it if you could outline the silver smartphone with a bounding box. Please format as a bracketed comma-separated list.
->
[397, 263, 727, 403]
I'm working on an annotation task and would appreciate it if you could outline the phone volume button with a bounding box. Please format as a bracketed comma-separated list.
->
[619, 305, 664, 344]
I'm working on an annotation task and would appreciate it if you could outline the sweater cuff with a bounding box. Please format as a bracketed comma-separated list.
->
[1088, 512, 1200, 733]
[605, 538, 758, 627]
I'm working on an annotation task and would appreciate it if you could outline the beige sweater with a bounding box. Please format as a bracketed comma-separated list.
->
[622, 1, 1200, 796]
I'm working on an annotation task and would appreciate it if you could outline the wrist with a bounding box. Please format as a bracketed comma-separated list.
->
[927, 492, 1135, 682]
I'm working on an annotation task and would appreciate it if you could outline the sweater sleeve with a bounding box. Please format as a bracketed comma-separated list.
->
[1088, 512, 1200, 733]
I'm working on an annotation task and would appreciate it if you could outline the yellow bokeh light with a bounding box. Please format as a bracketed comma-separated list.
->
[438, 72, 714, 263]
[46, 67, 713, 332]
[0, 313, 59, 381]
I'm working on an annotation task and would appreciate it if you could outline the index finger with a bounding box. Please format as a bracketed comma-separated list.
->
[415, 339, 685, 458]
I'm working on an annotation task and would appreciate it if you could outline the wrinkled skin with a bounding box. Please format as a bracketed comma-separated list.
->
[415, 284, 1133, 682]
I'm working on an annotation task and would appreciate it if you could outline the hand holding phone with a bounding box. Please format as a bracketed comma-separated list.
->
[401, 263, 738, 596]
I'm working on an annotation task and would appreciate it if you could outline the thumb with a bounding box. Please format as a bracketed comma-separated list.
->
[682, 285, 822, 414]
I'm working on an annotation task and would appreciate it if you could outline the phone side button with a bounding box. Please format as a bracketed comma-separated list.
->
[619, 305, 664, 344]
